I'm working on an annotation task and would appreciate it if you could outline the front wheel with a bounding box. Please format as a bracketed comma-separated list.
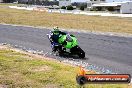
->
[70, 46, 85, 58]
[78, 50, 85, 58]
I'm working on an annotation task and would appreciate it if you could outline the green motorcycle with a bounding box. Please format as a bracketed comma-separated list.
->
[47, 32, 85, 58]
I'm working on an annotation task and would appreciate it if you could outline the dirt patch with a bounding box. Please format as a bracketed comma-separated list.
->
[19, 55, 34, 60]
[44, 84, 58, 88]
[0, 84, 8, 88]
[10, 47, 54, 61]
[0, 45, 55, 61]
[30, 65, 52, 72]
[0, 45, 9, 50]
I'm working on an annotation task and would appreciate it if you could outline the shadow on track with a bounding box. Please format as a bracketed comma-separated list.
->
[58, 52, 88, 60]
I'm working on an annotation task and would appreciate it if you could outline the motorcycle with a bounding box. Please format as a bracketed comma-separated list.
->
[47, 31, 85, 58]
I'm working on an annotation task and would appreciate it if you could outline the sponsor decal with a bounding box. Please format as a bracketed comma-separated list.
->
[76, 66, 131, 85]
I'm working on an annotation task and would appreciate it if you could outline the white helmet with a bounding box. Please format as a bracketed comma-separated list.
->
[53, 26, 59, 31]
[66, 34, 73, 42]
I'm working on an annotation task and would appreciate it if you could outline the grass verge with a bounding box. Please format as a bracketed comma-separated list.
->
[0, 5, 132, 34]
[0, 45, 131, 88]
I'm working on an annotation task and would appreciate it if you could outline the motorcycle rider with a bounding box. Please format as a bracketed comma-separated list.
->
[51, 26, 73, 52]
[51, 26, 66, 43]
[50, 26, 66, 52]
[47, 27, 85, 58]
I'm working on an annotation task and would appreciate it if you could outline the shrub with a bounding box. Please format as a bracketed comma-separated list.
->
[107, 7, 114, 11]
[90, 8, 97, 11]
[96, 7, 102, 11]
[61, 6, 66, 9]
[80, 5, 85, 11]
[67, 5, 74, 10]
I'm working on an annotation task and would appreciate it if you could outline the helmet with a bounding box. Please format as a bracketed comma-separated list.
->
[53, 26, 59, 31]
[53, 26, 59, 34]
[66, 34, 73, 42]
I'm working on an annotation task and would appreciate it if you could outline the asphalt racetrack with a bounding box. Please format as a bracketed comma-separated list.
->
[0, 24, 132, 75]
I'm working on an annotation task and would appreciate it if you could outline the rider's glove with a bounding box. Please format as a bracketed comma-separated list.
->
[62, 40, 67, 46]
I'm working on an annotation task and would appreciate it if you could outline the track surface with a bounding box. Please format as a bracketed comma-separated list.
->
[0, 24, 132, 75]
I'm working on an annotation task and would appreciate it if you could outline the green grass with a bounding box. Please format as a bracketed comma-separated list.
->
[0, 4, 132, 34]
[0, 49, 79, 88]
[0, 47, 131, 88]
